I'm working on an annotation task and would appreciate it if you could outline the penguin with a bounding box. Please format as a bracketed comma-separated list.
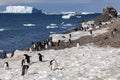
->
[11, 50, 15, 57]
[24, 54, 31, 64]
[90, 30, 92, 34]
[4, 62, 9, 70]
[21, 65, 29, 76]
[38, 53, 44, 62]
[48, 41, 52, 48]
[69, 34, 71, 38]
[69, 39, 72, 44]
[76, 42, 80, 49]
[3, 51, 7, 58]
[45, 44, 48, 49]
[21, 59, 28, 66]
[50, 60, 58, 71]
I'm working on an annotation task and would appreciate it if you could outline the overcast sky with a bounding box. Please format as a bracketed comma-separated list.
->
[0, 0, 119, 13]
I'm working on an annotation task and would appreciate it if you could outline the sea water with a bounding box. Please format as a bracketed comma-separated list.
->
[0, 13, 100, 52]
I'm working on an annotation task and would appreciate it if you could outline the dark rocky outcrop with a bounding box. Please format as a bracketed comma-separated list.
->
[93, 6, 118, 25]
[103, 6, 117, 18]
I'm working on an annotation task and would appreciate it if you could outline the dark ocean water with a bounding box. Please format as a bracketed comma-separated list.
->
[0, 13, 100, 52]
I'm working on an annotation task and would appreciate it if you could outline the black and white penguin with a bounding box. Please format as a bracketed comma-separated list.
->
[50, 59, 58, 71]
[38, 53, 44, 62]
[11, 50, 15, 57]
[21, 59, 28, 66]
[24, 54, 31, 64]
[21, 65, 29, 76]
[4, 62, 9, 70]
[76, 42, 80, 49]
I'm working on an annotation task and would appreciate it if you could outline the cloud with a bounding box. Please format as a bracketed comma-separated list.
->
[0, 0, 39, 5]
[0, 0, 91, 6]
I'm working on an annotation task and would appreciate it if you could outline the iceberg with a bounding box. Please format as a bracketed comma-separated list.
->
[3, 5, 42, 14]
[23, 24, 36, 27]
[81, 12, 95, 15]
[0, 28, 5, 32]
[62, 14, 75, 19]
[63, 24, 72, 27]
[46, 24, 58, 29]
[61, 11, 76, 14]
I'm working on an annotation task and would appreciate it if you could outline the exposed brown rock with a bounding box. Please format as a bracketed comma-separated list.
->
[93, 6, 118, 25]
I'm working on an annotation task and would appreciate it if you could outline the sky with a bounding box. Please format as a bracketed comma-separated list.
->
[0, 0, 119, 13]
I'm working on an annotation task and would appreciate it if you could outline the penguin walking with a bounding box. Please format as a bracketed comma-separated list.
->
[38, 53, 44, 62]
[50, 60, 58, 71]
[21, 65, 29, 76]
[4, 62, 9, 70]
[24, 54, 31, 64]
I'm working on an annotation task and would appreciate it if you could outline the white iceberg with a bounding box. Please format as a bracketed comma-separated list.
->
[62, 14, 75, 19]
[0, 28, 5, 32]
[81, 12, 95, 15]
[3, 5, 42, 14]
[76, 16, 81, 18]
[23, 24, 36, 27]
[46, 24, 58, 29]
[63, 24, 72, 27]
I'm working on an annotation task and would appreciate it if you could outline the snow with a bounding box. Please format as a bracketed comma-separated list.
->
[4, 6, 34, 13]
[50, 27, 108, 42]
[0, 44, 120, 80]
[0, 23, 120, 80]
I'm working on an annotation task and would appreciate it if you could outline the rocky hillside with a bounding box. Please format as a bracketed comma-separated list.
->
[93, 6, 117, 25]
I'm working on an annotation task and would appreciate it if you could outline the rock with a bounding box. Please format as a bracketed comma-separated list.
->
[103, 6, 117, 18]
[93, 6, 118, 25]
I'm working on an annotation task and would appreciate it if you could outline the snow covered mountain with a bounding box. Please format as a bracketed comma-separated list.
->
[3, 6, 42, 14]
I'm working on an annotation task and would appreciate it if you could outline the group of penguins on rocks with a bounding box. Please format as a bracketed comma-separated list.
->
[3, 53, 59, 76]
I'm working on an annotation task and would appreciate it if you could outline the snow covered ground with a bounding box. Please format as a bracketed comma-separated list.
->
[50, 27, 108, 42]
[0, 44, 120, 80]
[0, 22, 119, 80]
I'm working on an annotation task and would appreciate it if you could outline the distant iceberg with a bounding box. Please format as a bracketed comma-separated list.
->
[3, 5, 42, 14]
[63, 24, 72, 27]
[0, 28, 5, 32]
[46, 24, 58, 29]
[23, 24, 36, 27]
[62, 14, 75, 19]
[61, 12, 76, 14]
[81, 12, 95, 15]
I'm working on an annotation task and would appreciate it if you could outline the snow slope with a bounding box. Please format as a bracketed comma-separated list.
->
[50, 27, 108, 42]
[0, 44, 120, 80]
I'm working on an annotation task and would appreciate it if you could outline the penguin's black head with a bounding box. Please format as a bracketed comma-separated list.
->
[24, 54, 28, 57]
[38, 53, 41, 55]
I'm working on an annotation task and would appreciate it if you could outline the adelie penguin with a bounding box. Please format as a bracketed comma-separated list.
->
[50, 59, 58, 71]
[38, 53, 44, 62]
[24, 54, 31, 64]
[4, 62, 9, 70]
[21, 59, 28, 66]
[21, 65, 29, 76]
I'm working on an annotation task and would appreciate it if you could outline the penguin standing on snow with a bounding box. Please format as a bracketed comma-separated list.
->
[50, 59, 58, 71]
[24, 54, 31, 64]
[76, 42, 80, 49]
[4, 62, 9, 70]
[38, 53, 44, 62]
[21, 65, 29, 76]
[21, 59, 28, 66]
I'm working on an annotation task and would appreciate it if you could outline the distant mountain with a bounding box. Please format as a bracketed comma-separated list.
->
[3, 5, 43, 14]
